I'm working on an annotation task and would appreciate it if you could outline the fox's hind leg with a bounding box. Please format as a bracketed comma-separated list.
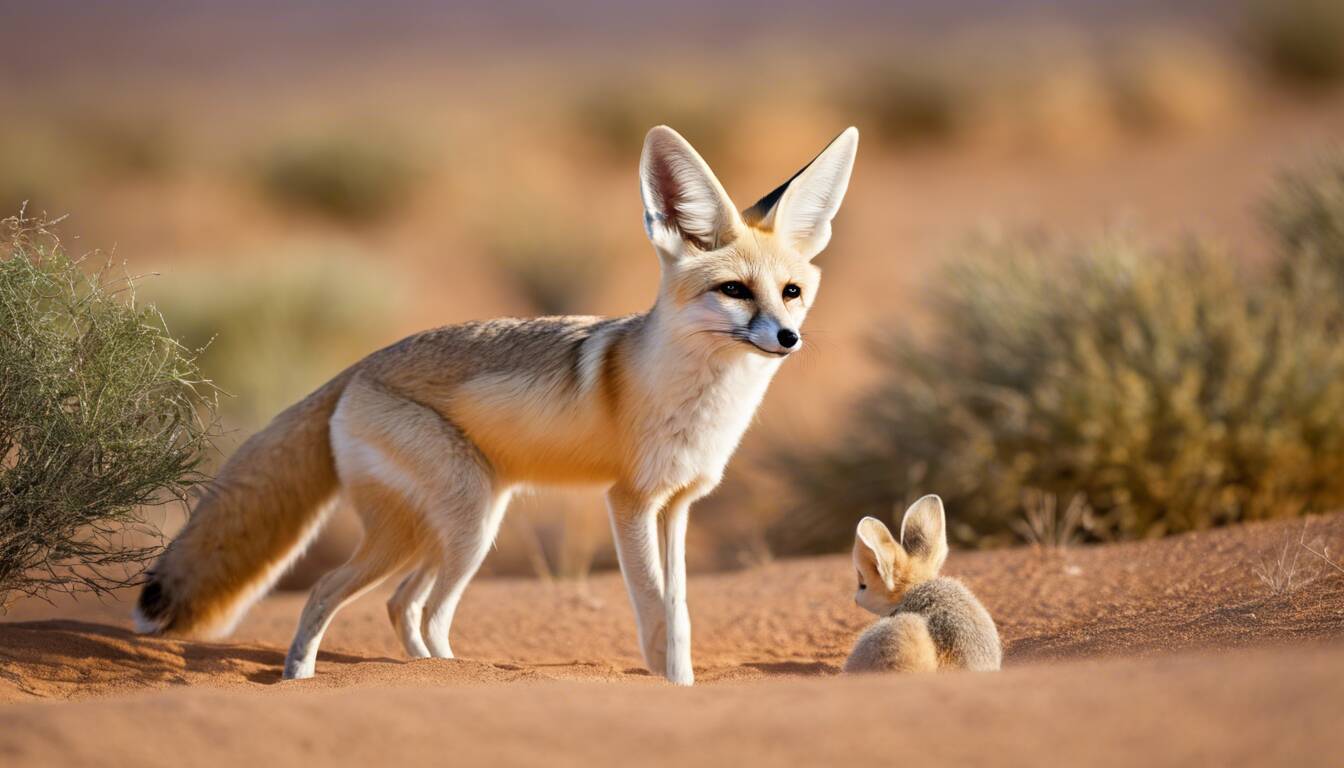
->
[420, 487, 512, 659]
[287, 374, 497, 676]
[282, 504, 412, 680]
[387, 566, 437, 658]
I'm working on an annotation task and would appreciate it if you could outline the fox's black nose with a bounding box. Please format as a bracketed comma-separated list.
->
[777, 329, 799, 349]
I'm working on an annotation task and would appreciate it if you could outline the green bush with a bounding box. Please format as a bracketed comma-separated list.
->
[0, 215, 214, 603]
[1247, 0, 1344, 90]
[255, 135, 417, 224]
[772, 160, 1344, 553]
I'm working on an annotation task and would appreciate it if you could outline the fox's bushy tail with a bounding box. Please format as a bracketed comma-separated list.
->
[843, 613, 939, 674]
[135, 370, 355, 637]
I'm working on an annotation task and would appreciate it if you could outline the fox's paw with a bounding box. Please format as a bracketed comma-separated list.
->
[639, 622, 668, 676]
[665, 664, 694, 686]
[282, 654, 316, 680]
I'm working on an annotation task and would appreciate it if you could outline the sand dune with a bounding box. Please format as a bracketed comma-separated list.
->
[2, 513, 1342, 765]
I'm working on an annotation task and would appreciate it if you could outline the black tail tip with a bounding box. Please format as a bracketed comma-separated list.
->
[134, 572, 172, 633]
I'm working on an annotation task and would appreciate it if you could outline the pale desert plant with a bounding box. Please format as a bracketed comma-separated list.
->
[1296, 518, 1344, 578]
[1252, 521, 1320, 595]
[0, 213, 214, 604]
[1011, 491, 1094, 550]
[1300, 539, 1344, 576]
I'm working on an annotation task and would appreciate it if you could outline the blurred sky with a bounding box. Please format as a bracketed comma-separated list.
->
[2, 0, 1236, 81]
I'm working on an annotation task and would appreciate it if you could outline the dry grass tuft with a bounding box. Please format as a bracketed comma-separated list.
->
[1253, 522, 1317, 595]
[1011, 491, 1094, 550]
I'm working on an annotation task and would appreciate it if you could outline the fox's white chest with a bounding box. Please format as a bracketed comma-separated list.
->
[629, 355, 779, 494]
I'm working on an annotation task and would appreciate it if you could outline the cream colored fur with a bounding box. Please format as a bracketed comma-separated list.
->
[136, 125, 860, 685]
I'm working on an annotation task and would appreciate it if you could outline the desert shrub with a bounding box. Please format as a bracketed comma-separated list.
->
[772, 220, 1344, 553]
[844, 62, 964, 148]
[0, 215, 213, 603]
[577, 86, 730, 163]
[142, 246, 395, 433]
[255, 134, 417, 223]
[69, 115, 176, 179]
[1268, 152, 1344, 293]
[487, 223, 607, 316]
[1105, 39, 1240, 135]
[1247, 0, 1344, 90]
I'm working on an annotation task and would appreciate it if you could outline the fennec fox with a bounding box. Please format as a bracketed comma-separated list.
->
[136, 125, 860, 685]
[845, 495, 1001, 673]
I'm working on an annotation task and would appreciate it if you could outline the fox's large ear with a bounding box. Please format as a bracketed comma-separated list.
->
[855, 516, 900, 591]
[640, 126, 739, 259]
[742, 127, 858, 260]
[900, 495, 949, 574]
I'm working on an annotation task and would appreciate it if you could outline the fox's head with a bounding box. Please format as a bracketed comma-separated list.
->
[853, 494, 949, 615]
[639, 125, 858, 358]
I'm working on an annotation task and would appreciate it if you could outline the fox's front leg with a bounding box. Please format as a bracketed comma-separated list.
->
[606, 485, 669, 678]
[661, 489, 699, 687]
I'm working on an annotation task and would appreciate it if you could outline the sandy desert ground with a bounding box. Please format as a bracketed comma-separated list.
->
[2, 512, 1342, 767]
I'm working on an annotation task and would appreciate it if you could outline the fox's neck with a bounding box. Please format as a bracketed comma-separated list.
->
[626, 301, 783, 404]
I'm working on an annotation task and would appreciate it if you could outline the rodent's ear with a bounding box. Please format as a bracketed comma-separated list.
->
[855, 516, 900, 591]
[900, 495, 949, 574]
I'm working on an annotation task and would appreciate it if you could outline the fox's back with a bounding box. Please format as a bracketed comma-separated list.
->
[363, 314, 637, 391]
[353, 314, 642, 483]
[895, 577, 1001, 671]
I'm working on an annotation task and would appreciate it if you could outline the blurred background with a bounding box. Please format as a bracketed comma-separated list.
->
[4, 0, 1343, 586]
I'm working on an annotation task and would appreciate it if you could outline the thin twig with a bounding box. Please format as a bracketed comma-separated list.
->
[1301, 541, 1344, 576]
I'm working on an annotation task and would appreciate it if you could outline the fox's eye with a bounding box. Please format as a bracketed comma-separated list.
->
[858, 583, 867, 591]
[718, 281, 752, 300]
[782, 284, 801, 300]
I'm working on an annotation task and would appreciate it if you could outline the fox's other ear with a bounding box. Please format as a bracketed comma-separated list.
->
[855, 516, 899, 590]
[900, 495, 949, 573]
[742, 127, 858, 260]
[639, 125, 739, 259]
